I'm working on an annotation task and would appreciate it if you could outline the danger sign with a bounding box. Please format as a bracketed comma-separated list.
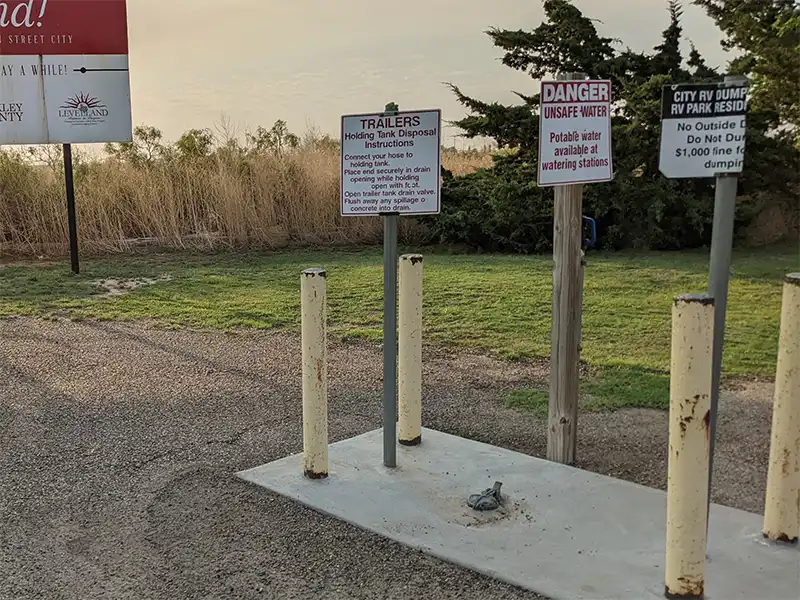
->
[537, 80, 613, 187]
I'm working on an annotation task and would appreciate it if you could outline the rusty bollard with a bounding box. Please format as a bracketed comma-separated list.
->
[301, 268, 328, 479]
[399, 254, 424, 447]
[763, 273, 800, 544]
[665, 294, 714, 599]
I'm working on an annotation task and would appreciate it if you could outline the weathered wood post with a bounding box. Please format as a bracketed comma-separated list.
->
[301, 268, 328, 479]
[665, 293, 714, 599]
[763, 273, 800, 544]
[546, 71, 587, 465]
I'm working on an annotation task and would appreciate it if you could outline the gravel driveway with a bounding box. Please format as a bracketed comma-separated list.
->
[0, 318, 775, 599]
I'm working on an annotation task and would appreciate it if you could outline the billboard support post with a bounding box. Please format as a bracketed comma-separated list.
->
[63, 144, 79, 274]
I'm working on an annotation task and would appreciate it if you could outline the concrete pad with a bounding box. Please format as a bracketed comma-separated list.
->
[237, 428, 799, 600]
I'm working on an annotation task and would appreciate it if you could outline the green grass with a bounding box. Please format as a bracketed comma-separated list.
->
[507, 388, 550, 417]
[506, 366, 671, 417]
[1, 245, 795, 412]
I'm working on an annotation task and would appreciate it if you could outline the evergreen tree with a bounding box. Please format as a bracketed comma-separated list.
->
[694, 0, 799, 143]
[432, 0, 798, 253]
[652, 1, 686, 78]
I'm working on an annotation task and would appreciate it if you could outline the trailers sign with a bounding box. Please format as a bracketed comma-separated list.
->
[340, 109, 441, 216]
[0, 0, 133, 145]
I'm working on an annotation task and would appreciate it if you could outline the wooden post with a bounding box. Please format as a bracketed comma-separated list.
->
[547, 72, 587, 465]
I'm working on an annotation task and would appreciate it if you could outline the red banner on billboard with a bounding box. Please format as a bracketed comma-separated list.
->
[0, 0, 129, 56]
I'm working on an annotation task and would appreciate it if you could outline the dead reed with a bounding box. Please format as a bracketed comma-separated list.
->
[0, 132, 493, 257]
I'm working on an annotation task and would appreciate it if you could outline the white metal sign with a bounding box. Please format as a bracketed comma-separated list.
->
[0, 0, 132, 145]
[340, 109, 441, 216]
[537, 80, 613, 187]
[659, 81, 749, 178]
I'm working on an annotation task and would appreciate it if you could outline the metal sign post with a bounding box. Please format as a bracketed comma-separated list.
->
[706, 75, 749, 521]
[658, 74, 750, 528]
[380, 102, 400, 468]
[381, 209, 399, 468]
[339, 103, 442, 468]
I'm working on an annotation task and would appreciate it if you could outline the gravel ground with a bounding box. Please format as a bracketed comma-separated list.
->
[0, 318, 775, 600]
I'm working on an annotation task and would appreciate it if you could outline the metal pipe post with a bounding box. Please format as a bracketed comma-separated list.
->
[301, 268, 328, 479]
[665, 294, 714, 600]
[399, 254, 424, 446]
[382, 214, 399, 467]
[63, 143, 80, 275]
[763, 273, 800, 544]
[706, 74, 749, 512]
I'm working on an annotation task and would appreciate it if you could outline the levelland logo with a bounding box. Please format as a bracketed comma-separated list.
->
[58, 92, 108, 126]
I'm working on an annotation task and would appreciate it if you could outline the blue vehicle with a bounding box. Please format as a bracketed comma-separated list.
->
[582, 216, 597, 250]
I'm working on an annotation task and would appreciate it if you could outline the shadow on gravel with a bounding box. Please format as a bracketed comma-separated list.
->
[85, 321, 269, 386]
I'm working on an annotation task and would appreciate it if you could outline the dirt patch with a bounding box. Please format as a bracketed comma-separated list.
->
[91, 275, 173, 297]
[426, 349, 551, 387]
[721, 378, 775, 405]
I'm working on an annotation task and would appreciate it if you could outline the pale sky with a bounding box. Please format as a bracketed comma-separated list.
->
[125, 0, 728, 143]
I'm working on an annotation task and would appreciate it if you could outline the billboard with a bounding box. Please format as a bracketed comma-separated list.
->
[0, 0, 132, 144]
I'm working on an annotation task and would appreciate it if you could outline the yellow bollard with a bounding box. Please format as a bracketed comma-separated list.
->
[399, 254, 424, 446]
[665, 294, 714, 600]
[763, 273, 800, 544]
[301, 268, 328, 479]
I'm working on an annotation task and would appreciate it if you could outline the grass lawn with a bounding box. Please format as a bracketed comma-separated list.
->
[0, 245, 795, 412]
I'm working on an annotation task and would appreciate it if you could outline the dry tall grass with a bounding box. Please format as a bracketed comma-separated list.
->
[0, 134, 493, 257]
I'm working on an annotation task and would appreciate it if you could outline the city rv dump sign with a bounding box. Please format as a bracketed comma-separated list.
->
[0, 0, 133, 144]
[340, 109, 441, 216]
[537, 79, 613, 187]
[659, 81, 749, 178]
